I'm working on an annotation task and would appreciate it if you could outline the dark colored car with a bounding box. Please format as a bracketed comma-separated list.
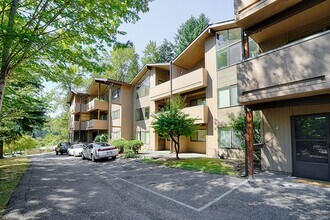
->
[55, 142, 71, 155]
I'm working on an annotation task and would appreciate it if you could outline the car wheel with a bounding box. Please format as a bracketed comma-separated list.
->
[112, 156, 117, 160]
[91, 154, 97, 162]
[60, 152, 63, 155]
[82, 154, 85, 160]
[56, 151, 58, 155]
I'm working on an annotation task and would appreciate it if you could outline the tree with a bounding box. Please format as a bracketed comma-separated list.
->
[103, 46, 139, 83]
[227, 111, 261, 149]
[174, 14, 210, 56]
[141, 41, 159, 65]
[151, 96, 198, 159]
[0, 72, 48, 158]
[157, 39, 175, 63]
[0, 0, 153, 111]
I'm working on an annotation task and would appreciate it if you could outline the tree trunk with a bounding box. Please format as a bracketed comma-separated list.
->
[0, 139, 4, 159]
[170, 135, 180, 159]
[0, 78, 6, 111]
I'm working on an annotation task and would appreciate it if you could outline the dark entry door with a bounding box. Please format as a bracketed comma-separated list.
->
[292, 114, 330, 181]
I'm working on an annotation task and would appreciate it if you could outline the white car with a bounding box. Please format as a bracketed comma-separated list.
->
[82, 142, 118, 162]
[68, 144, 85, 157]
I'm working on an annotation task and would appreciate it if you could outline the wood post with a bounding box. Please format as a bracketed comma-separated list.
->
[242, 31, 250, 60]
[245, 107, 254, 177]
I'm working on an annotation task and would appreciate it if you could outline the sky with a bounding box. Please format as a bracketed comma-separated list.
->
[43, 0, 234, 101]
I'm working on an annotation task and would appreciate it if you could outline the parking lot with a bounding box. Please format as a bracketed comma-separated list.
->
[4, 153, 330, 220]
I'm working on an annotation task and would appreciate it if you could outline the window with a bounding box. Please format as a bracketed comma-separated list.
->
[101, 113, 108, 120]
[218, 85, 238, 108]
[103, 94, 109, 102]
[249, 37, 261, 58]
[136, 107, 149, 121]
[190, 130, 207, 142]
[136, 131, 150, 144]
[112, 88, 120, 99]
[216, 28, 242, 69]
[111, 110, 120, 119]
[112, 130, 121, 139]
[218, 128, 240, 148]
[190, 98, 206, 107]
[136, 75, 150, 99]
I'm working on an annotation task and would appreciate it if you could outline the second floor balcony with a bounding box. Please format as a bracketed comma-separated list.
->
[237, 30, 330, 105]
[150, 67, 207, 101]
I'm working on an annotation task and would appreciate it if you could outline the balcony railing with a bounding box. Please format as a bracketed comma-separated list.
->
[69, 121, 79, 130]
[182, 105, 208, 124]
[85, 99, 109, 112]
[237, 31, 330, 105]
[150, 68, 207, 101]
[86, 119, 108, 130]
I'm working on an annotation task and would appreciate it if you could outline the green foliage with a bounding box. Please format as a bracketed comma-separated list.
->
[103, 46, 139, 83]
[141, 41, 159, 65]
[4, 135, 38, 153]
[111, 138, 127, 153]
[40, 113, 69, 147]
[123, 147, 136, 158]
[151, 96, 199, 159]
[174, 14, 210, 56]
[125, 140, 144, 154]
[157, 39, 175, 63]
[227, 111, 261, 149]
[94, 134, 108, 143]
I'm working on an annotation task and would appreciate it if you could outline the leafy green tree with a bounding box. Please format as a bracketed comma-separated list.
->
[141, 41, 159, 65]
[174, 14, 210, 56]
[151, 96, 198, 159]
[0, 0, 153, 111]
[4, 135, 38, 154]
[227, 111, 261, 149]
[157, 39, 175, 63]
[103, 46, 139, 83]
[0, 73, 48, 157]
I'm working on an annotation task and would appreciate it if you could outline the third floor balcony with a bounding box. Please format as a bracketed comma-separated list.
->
[150, 67, 207, 101]
[85, 99, 109, 112]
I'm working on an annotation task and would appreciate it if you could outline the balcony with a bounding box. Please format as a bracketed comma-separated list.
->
[150, 68, 207, 101]
[70, 104, 83, 114]
[237, 31, 330, 105]
[234, 0, 300, 27]
[85, 99, 109, 112]
[182, 105, 208, 124]
[86, 120, 108, 130]
[70, 121, 79, 131]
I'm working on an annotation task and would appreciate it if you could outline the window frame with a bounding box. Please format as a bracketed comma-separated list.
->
[190, 129, 207, 142]
[218, 84, 239, 109]
[218, 127, 241, 149]
[112, 88, 120, 100]
[111, 109, 120, 120]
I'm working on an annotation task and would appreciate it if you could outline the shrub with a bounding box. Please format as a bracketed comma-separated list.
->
[125, 140, 143, 154]
[94, 134, 108, 142]
[111, 138, 126, 153]
[123, 147, 136, 158]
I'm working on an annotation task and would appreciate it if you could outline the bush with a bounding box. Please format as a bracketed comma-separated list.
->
[94, 134, 108, 142]
[123, 147, 136, 158]
[125, 140, 143, 154]
[111, 138, 126, 153]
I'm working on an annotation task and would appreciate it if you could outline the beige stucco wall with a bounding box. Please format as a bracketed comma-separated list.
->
[204, 35, 218, 157]
[261, 103, 330, 173]
[119, 86, 133, 140]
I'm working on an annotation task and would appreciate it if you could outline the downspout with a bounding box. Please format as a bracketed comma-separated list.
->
[108, 83, 114, 142]
[169, 61, 173, 153]
[79, 95, 82, 143]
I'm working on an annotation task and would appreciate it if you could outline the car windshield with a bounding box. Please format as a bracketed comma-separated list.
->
[94, 143, 111, 148]
[73, 145, 83, 148]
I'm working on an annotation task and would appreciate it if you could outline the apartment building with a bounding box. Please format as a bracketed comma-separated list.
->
[234, 0, 330, 180]
[68, 0, 330, 181]
[68, 20, 246, 159]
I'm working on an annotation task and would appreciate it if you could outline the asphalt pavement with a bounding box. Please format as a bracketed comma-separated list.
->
[3, 153, 330, 220]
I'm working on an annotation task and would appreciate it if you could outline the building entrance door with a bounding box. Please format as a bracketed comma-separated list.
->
[292, 114, 330, 181]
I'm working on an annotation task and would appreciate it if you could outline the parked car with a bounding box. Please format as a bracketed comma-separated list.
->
[55, 142, 71, 155]
[82, 142, 118, 162]
[68, 144, 85, 157]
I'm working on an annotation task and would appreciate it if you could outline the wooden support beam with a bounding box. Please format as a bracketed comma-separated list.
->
[243, 32, 250, 60]
[245, 107, 254, 177]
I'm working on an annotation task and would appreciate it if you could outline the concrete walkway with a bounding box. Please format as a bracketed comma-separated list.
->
[138, 150, 209, 159]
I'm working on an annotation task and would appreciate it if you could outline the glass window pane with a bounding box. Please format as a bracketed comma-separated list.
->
[217, 49, 228, 69]
[228, 42, 241, 66]
[219, 88, 230, 108]
[144, 107, 150, 120]
[232, 130, 241, 148]
[191, 132, 198, 141]
[296, 141, 328, 163]
[228, 28, 241, 41]
[230, 85, 238, 106]
[198, 130, 207, 142]
[145, 132, 150, 144]
[295, 116, 327, 140]
[219, 128, 231, 148]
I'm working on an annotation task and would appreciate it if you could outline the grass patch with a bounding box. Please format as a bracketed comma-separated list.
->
[0, 157, 30, 217]
[141, 157, 238, 176]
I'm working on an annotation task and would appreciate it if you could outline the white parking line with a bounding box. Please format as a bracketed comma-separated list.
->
[96, 169, 248, 212]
